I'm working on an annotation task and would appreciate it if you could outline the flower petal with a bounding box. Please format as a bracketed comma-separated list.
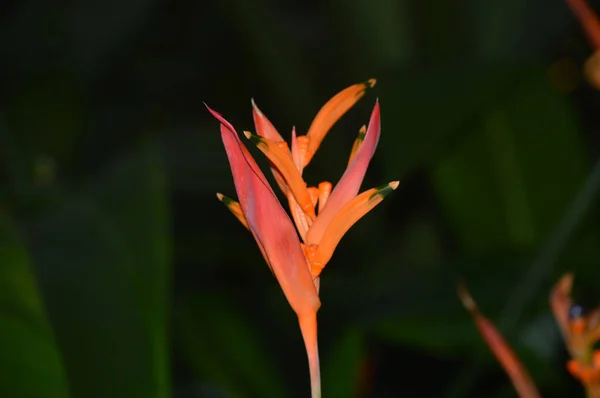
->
[348, 125, 367, 167]
[566, 0, 600, 50]
[206, 104, 320, 316]
[459, 284, 541, 398]
[309, 181, 398, 272]
[551, 273, 574, 347]
[244, 131, 316, 220]
[252, 98, 286, 142]
[216, 193, 249, 230]
[251, 99, 292, 195]
[306, 101, 381, 246]
[304, 79, 376, 167]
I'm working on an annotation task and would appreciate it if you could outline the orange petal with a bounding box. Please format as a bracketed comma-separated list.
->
[587, 308, 600, 343]
[307, 187, 319, 208]
[551, 273, 574, 346]
[309, 181, 399, 271]
[458, 284, 542, 398]
[348, 125, 367, 167]
[252, 98, 286, 142]
[291, 127, 310, 173]
[304, 79, 376, 167]
[307, 101, 381, 246]
[566, 0, 600, 50]
[206, 104, 320, 316]
[244, 131, 316, 220]
[216, 192, 275, 276]
[584, 51, 600, 90]
[288, 193, 311, 242]
[568, 359, 583, 379]
[317, 182, 332, 213]
[216, 193, 249, 230]
[252, 99, 293, 194]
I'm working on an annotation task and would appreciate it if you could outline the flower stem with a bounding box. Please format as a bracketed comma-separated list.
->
[299, 311, 321, 398]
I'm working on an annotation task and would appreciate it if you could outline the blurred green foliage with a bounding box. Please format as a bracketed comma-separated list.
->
[1, 0, 600, 397]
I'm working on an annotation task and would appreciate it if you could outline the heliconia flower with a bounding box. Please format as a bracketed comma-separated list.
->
[460, 275, 600, 398]
[551, 274, 600, 397]
[207, 80, 398, 398]
[565, 0, 600, 89]
[458, 283, 541, 398]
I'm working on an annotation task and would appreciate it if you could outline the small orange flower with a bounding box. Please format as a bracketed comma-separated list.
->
[551, 274, 600, 397]
[461, 274, 600, 398]
[207, 80, 398, 398]
[565, 0, 600, 89]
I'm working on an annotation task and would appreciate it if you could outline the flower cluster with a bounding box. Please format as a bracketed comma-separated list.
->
[552, 274, 600, 397]
[207, 80, 398, 398]
[460, 274, 600, 398]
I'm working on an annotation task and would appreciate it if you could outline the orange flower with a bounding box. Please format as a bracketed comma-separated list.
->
[565, 0, 600, 88]
[460, 274, 600, 398]
[551, 274, 600, 397]
[207, 80, 398, 398]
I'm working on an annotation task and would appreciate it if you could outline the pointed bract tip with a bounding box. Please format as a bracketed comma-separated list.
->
[204, 103, 226, 122]
[457, 282, 478, 313]
[250, 98, 263, 114]
[357, 125, 367, 138]
[243, 130, 262, 145]
[562, 272, 574, 283]
[216, 192, 234, 206]
[371, 181, 399, 200]
[556, 273, 574, 291]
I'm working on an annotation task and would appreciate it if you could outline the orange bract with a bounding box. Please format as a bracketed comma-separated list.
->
[458, 284, 541, 398]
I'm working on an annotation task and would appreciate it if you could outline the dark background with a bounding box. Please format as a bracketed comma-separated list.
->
[1, 0, 600, 397]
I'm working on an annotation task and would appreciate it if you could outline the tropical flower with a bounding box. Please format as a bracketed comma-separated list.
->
[206, 80, 398, 398]
[551, 274, 600, 398]
[565, 0, 600, 89]
[460, 274, 600, 398]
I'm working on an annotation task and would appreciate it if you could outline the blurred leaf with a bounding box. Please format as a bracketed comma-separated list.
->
[0, 212, 70, 398]
[66, 0, 160, 81]
[214, 0, 313, 118]
[324, 0, 413, 70]
[430, 69, 589, 253]
[8, 72, 83, 162]
[25, 143, 171, 398]
[162, 125, 233, 194]
[322, 327, 367, 398]
[466, 0, 571, 61]
[374, 316, 475, 354]
[364, 252, 537, 353]
[0, 2, 63, 71]
[379, 62, 520, 176]
[177, 293, 288, 398]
